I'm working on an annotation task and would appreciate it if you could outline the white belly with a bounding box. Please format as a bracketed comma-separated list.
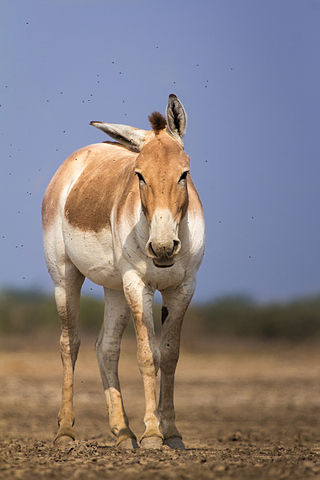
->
[63, 223, 123, 289]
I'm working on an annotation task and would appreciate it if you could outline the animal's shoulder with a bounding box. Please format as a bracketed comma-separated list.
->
[64, 144, 138, 233]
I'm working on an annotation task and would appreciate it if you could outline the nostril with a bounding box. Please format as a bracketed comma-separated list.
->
[148, 242, 157, 258]
[147, 240, 181, 259]
[173, 239, 181, 255]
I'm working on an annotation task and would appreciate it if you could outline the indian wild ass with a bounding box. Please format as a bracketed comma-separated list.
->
[42, 94, 205, 449]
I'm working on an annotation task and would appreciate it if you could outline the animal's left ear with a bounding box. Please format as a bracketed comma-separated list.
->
[166, 94, 187, 144]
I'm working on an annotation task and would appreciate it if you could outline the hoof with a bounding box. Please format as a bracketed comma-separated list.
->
[164, 436, 185, 450]
[54, 434, 75, 448]
[140, 436, 163, 449]
[116, 436, 139, 450]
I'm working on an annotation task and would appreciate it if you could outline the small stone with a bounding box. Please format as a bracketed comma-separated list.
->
[231, 431, 242, 441]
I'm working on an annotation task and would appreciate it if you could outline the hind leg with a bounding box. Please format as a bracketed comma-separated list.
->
[53, 261, 84, 445]
[96, 288, 138, 449]
[158, 279, 196, 449]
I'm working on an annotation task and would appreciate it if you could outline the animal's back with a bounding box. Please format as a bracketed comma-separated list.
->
[42, 142, 138, 289]
[42, 142, 138, 232]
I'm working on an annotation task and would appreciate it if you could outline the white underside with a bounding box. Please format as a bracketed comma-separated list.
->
[44, 207, 204, 293]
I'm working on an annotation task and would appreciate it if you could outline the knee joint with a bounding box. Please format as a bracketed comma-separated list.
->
[96, 340, 120, 364]
[60, 329, 80, 355]
[138, 345, 160, 375]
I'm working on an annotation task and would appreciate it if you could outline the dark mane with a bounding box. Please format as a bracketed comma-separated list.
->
[148, 111, 167, 133]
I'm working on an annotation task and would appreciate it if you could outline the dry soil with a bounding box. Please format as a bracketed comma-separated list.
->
[1, 337, 320, 479]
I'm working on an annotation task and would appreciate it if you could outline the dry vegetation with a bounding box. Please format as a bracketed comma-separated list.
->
[1, 289, 320, 341]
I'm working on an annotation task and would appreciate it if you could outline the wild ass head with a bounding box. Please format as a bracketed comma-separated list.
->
[91, 94, 189, 268]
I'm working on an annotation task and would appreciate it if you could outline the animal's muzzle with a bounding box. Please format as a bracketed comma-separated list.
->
[146, 239, 181, 268]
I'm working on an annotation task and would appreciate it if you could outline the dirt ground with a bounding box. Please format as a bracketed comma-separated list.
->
[1, 337, 320, 479]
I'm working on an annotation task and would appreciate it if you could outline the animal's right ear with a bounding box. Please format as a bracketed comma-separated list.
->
[90, 122, 147, 152]
[166, 94, 187, 145]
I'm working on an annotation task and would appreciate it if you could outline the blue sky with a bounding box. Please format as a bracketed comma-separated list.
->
[1, 0, 320, 302]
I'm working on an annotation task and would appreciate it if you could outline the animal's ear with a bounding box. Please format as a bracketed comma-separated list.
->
[90, 122, 147, 152]
[166, 94, 187, 144]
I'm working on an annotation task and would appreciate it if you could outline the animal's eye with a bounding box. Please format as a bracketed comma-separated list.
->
[178, 171, 189, 183]
[135, 171, 146, 185]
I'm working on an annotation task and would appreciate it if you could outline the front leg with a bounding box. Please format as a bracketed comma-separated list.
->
[123, 272, 163, 448]
[159, 279, 196, 449]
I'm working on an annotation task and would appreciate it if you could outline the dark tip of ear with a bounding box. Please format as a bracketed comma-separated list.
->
[169, 94, 177, 99]
[90, 121, 102, 125]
